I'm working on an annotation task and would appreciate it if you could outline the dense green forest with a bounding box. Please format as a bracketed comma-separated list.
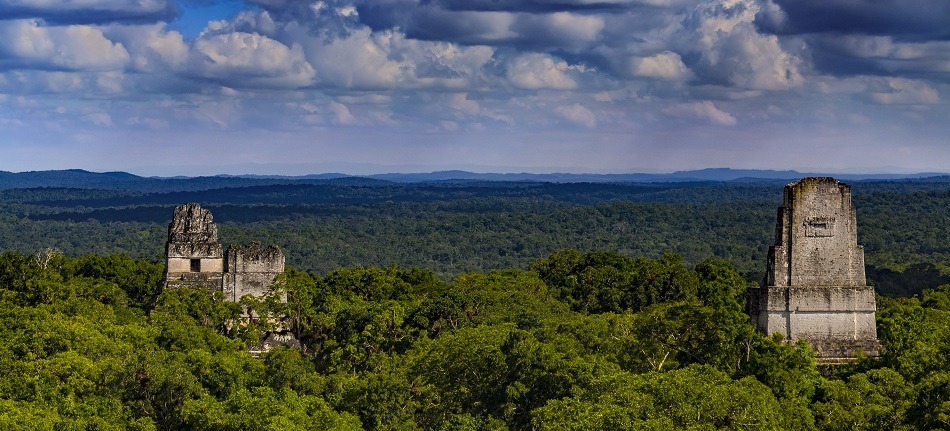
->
[1, 251, 949, 430]
[1, 178, 949, 429]
[0, 179, 948, 295]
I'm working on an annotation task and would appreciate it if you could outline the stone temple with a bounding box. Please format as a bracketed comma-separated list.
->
[748, 177, 879, 361]
[163, 202, 285, 302]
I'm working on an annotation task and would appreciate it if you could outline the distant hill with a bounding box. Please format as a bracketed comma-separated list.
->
[0, 169, 143, 189]
[0, 168, 947, 191]
[368, 169, 949, 183]
[0, 170, 381, 192]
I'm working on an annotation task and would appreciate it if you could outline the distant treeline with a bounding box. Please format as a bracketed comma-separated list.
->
[0, 180, 948, 296]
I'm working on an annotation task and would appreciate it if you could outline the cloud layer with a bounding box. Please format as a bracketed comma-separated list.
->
[0, 0, 947, 175]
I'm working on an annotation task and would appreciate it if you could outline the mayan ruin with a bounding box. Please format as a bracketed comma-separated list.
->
[162, 202, 285, 301]
[748, 177, 880, 362]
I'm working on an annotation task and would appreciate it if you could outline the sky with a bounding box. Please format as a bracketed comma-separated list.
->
[0, 0, 947, 176]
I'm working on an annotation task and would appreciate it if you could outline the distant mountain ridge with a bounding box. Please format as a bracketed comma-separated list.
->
[0, 168, 947, 191]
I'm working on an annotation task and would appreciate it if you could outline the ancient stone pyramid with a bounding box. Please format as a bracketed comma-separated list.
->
[748, 177, 880, 362]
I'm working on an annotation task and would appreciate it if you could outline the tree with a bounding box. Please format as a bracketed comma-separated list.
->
[532, 365, 788, 430]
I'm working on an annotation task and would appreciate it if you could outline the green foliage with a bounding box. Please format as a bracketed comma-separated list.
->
[2, 180, 947, 289]
[181, 387, 362, 431]
[876, 295, 950, 381]
[65, 253, 164, 310]
[532, 365, 787, 430]
[533, 250, 700, 313]
[812, 368, 913, 431]
[0, 247, 946, 430]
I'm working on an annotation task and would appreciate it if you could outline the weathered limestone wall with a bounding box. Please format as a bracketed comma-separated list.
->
[166, 257, 223, 274]
[750, 177, 879, 361]
[223, 243, 285, 302]
[162, 203, 285, 300]
[163, 202, 224, 290]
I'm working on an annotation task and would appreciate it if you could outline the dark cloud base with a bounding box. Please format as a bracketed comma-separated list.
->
[0, 5, 179, 25]
[756, 0, 950, 41]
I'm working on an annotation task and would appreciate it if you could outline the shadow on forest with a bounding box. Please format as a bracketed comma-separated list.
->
[27, 205, 349, 223]
[869, 263, 950, 296]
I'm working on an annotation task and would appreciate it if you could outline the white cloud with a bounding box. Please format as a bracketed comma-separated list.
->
[711, 25, 802, 90]
[191, 32, 316, 89]
[663, 100, 737, 125]
[329, 101, 357, 125]
[554, 103, 597, 128]
[0, 0, 947, 175]
[285, 24, 495, 89]
[686, 0, 803, 90]
[630, 51, 691, 80]
[0, 19, 130, 71]
[103, 23, 188, 72]
[505, 53, 578, 90]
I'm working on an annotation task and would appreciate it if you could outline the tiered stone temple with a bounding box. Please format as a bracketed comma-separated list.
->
[748, 177, 880, 362]
[162, 202, 284, 301]
[164, 203, 225, 290]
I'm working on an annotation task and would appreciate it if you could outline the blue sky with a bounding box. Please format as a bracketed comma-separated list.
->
[171, 1, 248, 39]
[0, 0, 947, 176]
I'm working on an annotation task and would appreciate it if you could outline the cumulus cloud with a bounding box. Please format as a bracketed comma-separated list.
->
[684, 0, 803, 90]
[102, 23, 188, 72]
[663, 100, 737, 125]
[0, 19, 130, 71]
[505, 53, 579, 90]
[190, 32, 316, 89]
[1, 0, 948, 174]
[195, 4, 501, 92]
[630, 51, 691, 80]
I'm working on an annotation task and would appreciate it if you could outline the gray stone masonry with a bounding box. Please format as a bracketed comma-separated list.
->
[223, 242, 285, 302]
[163, 202, 224, 290]
[749, 177, 880, 362]
[162, 203, 284, 301]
